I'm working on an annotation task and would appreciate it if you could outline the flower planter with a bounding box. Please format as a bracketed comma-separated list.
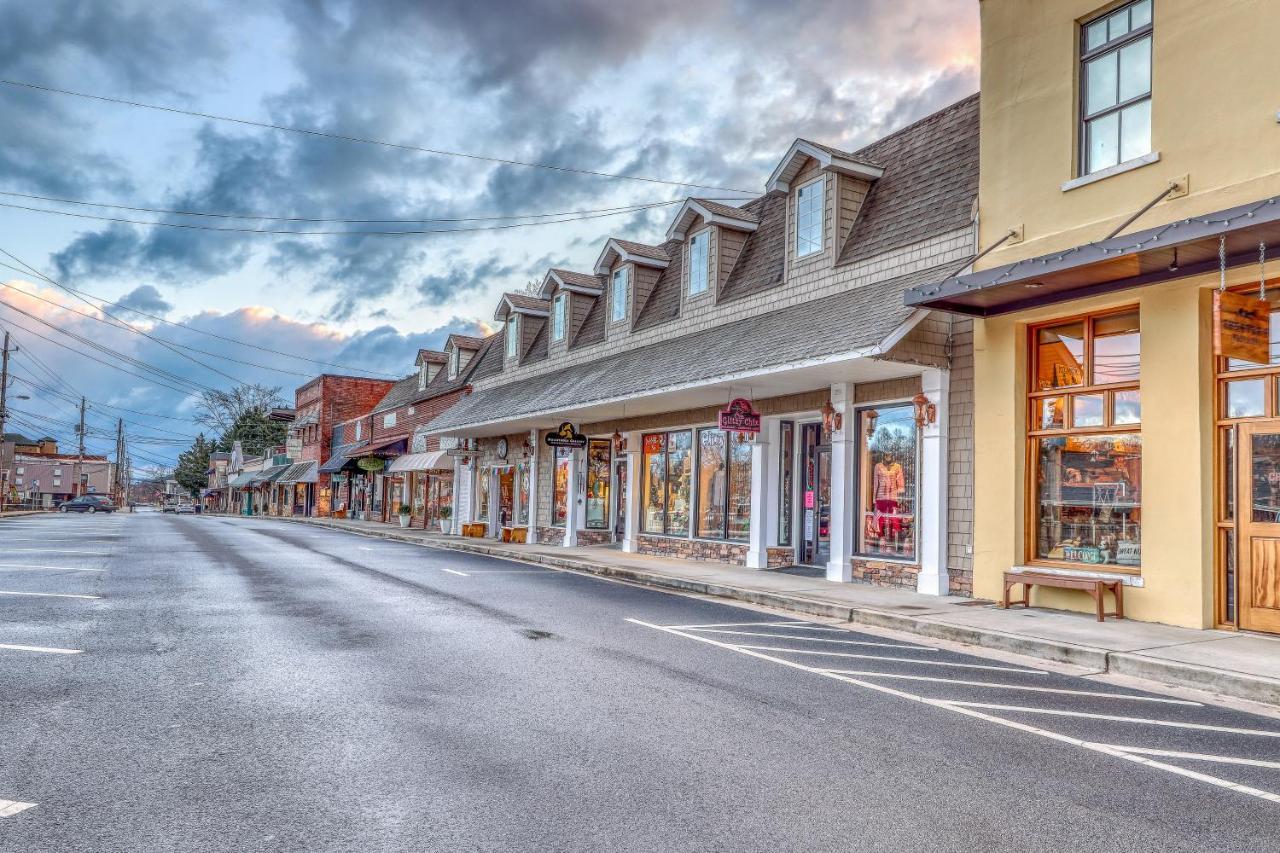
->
[439, 519, 453, 535]
[398, 513, 411, 528]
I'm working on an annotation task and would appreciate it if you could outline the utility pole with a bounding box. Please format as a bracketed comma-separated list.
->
[76, 396, 86, 498]
[115, 418, 124, 509]
[0, 331, 10, 512]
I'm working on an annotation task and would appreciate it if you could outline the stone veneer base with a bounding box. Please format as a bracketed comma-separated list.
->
[850, 557, 919, 590]
[533, 527, 614, 546]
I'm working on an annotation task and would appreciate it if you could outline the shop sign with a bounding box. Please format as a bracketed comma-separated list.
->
[643, 434, 665, 454]
[356, 456, 386, 473]
[1214, 290, 1270, 365]
[718, 398, 761, 433]
[545, 421, 588, 449]
[446, 448, 482, 458]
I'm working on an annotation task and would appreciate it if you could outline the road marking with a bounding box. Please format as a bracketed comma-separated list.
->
[733, 645, 1047, 674]
[668, 621, 819, 629]
[0, 590, 100, 600]
[358, 547, 376, 551]
[441, 568, 469, 577]
[685, 628, 934, 650]
[0, 642, 83, 654]
[627, 619, 1280, 805]
[1, 549, 99, 554]
[0, 565, 104, 573]
[1101, 745, 1280, 769]
[0, 799, 36, 817]
[816, 670, 1201, 705]
[939, 702, 1280, 738]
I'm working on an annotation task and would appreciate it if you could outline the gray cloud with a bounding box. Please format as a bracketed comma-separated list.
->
[114, 284, 172, 315]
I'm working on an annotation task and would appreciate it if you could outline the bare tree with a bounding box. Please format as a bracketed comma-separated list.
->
[194, 383, 285, 435]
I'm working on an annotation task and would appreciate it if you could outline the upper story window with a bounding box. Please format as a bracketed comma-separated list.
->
[330, 426, 342, 449]
[795, 176, 824, 258]
[449, 346, 460, 378]
[611, 267, 629, 322]
[418, 365, 427, 390]
[355, 420, 363, 441]
[688, 230, 710, 297]
[1080, 0, 1152, 176]
[505, 316, 519, 359]
[383, 412, 397, 429]
[551, 294, 566, 342]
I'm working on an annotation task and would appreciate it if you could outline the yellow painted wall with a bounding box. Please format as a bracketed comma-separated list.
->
[977, 0, 1280, 267]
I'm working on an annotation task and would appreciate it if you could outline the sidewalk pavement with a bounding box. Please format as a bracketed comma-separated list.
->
[273, 514, 1280, 708]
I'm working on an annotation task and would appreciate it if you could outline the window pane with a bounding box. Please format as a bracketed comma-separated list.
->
[642, 434, 666, 533]
[778, 421, 794, 546]
[517, 463, 530, 525]
[1113, 390, 1142, 425]
[1227, 379, 1266, 418]
[476, 470, 490, 522]
[1118, 37, 1151, 101]
[1223, 427, 1236, 522]
[1130, 0, 1151, 29]
[585, 440, 611, 529]
[506, 319, 518, 358]
[1119, 99, 1151, 163]
[552, 449, 571, 527]
[611, 269, 628, 322]
[727, 432, 752, 541]
[795, 177, 824, 257]
[1092, 310, 1140, 384]
[1085, 19, 1108, 51]
[1107, 8, 1130, 41]
[858, 404, 917, 559]
[665, 431, 693, 535]
[1036, 434, 1142, 565]
[1073, 394, 1105, 427]
[1250, 433, 1280, 523]
[1036, 321, 1085, 389]
[1085, 52, 1118, 116]
[697, 429, 726, 538]
[689, 231, 710, 296]
[1087, 111, 1120, 173]
[1039, 397, 1065, 430]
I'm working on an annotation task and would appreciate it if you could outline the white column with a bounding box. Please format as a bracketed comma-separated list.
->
[526, 429, 540, 544]
[745, 424, 773, 569]
[762, 418, 782, 549]
[562, 447, 580, 547]
[487, 468, 499, 538]
[916, 367, 951, 596]
[827, 382, 856, 582]
[622, 433, 642, 553]
[450, 455, 464, 535]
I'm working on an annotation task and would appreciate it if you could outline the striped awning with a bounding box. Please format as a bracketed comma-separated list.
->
[385, 450, 450, 473]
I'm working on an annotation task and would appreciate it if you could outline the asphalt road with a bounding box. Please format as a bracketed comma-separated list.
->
[1, 511, 1279, 852]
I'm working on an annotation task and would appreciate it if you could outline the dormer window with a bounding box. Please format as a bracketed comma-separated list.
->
[611, 267, 629, 322]
[688, 230, 710, 297]
[795, 176, 824, 258]
[418, 365, 427, 391]
[551, 294, 566, 342]
[449, 347, 460, 379]
[505, 316, 519, 359]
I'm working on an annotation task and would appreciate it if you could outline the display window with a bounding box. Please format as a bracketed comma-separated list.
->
[428, 472, 452, 523]
[1029, 308, 1141, 569]
[857, 405, 918, 559]
[586, 439, 612, 529]
[778, 421, 795, 546]
[552, 447, 572, 527]
[641, 431, 692, 535]
[695, 429, 752, 541]
[517, 462, 530, 526]
[475, 469, 490, 522]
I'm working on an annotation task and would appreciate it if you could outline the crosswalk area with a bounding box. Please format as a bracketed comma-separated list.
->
[629, 617, 1280, 805]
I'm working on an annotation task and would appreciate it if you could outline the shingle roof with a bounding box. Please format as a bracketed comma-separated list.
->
[425, 261, 957, 433]
[447, 333, 486, 350]
[797, 137, 883, 169]
[837, 93, 979, 265]
[633, 237, 687, 331]
[503, 292, 551, 313]
[571, 291, 605, 349]
[610, 239, 669, 261]
[690, 198, 759, 223]
[718, 191, 788, 304]
[372, 334, 500, 413]
[549, 269, 604, 290]
[416, 349, 448, 365]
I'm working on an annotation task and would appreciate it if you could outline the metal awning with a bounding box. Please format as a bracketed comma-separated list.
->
[319, 443, 366, 474]
[248, 465, 289, 486]
[385, 450, 450, 473]
[904, 194, 1280, 316]
[364, 435, 408, 456]
[227, 471, 256, 488]
[277, 460, 318, 485]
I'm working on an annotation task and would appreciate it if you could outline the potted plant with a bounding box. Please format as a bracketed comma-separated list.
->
[398, 504, 412, 528]
[438, 505, 453, 535]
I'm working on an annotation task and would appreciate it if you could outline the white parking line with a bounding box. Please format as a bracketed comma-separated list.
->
[1101, 745, 1280, 769]
[685, 628, 934, 650]
[0, 642, 83, 654]
[0, 549, 98, 554]
[441, 568, 469, 577]
[627, 619, 1280, 804]
[940, 702, 1280, 738]
[0, 565, 104, 573]
[0, 799, 36, 817]
[0, 590, 100, 600]
[816, 670, 1201, 705]
[667, 621, 820, 629]
[734, 645, 1047, 674]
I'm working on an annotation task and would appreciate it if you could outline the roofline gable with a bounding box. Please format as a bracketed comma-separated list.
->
[539, 269, 604, 300]
[593, 238, 671, 275]
[765, 139, 884, 193]
[665, 198, 761, 241]
[493, 293, 551, 322]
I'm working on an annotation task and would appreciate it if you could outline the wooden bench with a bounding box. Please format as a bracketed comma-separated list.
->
[461, 522, 487, 538]
[1002, 570, 1124, 622]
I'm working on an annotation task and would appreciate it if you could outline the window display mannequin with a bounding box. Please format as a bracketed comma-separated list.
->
[873, 452, 905, 540]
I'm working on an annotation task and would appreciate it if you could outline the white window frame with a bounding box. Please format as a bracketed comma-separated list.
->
[688, 229, 711, 297]
[383, 412, 397, 429]
[449, 347, 460, 378]
[551, 294, 566, 342]
[505, 315, 520, 359]
[418, 365, 427, 391]
[794, 175, 825, 259]
[611, 267, 629, 323]
[355, 421, 363, 441]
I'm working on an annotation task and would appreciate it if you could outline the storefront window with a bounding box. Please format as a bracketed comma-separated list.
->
[778, 421, 795, 546]
[475, 470, 490, 522]
[1030, 309, 1142, 568]
[642, 431, 692, 536]
[552, 448, 572, 527]
[696, 429, 752, 541]
[857, 405, 918, 559]
[428, 472, 452, 522]
[585, 439, 611, 529]
[517, 463, 530, 525]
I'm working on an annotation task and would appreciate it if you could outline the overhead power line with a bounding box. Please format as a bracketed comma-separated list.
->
[0, 78, 758, 195]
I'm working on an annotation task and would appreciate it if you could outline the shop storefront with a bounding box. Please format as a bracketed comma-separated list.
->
[386, 450, 454, 530]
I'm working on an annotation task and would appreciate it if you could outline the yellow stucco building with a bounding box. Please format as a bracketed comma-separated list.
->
[908, 0, 1280, 633]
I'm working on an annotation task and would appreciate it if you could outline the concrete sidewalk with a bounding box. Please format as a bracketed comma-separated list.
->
[273, 514, 1280, 708]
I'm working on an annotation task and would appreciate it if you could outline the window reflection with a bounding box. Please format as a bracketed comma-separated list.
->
[1036, 434, 1142, 566]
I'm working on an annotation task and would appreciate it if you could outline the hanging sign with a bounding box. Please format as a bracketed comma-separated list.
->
[718, 398, 761, 433]
[356, 456, 386, 473]
[545, 421, 587, 449]
[643, 433, 665, 454]
[1214, 290, 1270, 364]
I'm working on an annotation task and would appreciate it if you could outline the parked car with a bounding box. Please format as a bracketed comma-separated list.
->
[57, 495, 116, 514]
[175, 502, 196, 514]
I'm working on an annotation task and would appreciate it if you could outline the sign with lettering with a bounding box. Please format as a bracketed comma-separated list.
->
[545, 421, 588, 449]
[1214, 290, 1270, 365]
[718, 398, 761, 433]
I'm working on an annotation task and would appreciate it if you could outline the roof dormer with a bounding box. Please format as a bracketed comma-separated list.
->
[415, 348, 448, 389]
[493, 292, 550, 365]
[444, 333, 483, 380]
[594, 239, 668, 334]
[539, 268, 604, 300]
[666, 198, 759, 241]
[665, 198, 760, 304]
[765, 138, 883, 193]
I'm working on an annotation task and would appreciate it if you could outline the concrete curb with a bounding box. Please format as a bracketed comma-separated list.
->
[273, 516, 1278, 708]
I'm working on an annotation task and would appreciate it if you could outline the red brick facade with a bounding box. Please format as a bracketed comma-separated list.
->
[294, 374, 397, 468]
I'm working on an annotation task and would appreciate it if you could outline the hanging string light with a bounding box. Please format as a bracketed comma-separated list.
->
[1260, 241, 1268, 302]
[1220, 234, 1228, 293]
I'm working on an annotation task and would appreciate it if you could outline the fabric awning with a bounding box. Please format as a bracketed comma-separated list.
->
[277, 460, 318, 485]
[227, 471, 256, 488]
[385, 450, 450, 473]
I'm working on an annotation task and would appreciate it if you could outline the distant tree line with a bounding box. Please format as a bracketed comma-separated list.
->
[173, 383, 289, 497]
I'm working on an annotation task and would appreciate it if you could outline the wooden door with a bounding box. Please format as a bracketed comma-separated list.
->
[1237, 422, 1280, 633]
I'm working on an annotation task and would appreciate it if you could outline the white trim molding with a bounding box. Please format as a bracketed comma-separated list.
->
[767, 138, 884, 193]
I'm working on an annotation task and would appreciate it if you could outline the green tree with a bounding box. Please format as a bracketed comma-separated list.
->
[174, 434, 212, 498]
[216, 409, 288, 458]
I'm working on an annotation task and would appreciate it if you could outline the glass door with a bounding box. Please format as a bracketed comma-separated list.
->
[1237, 422, 1280, 633]
[800, 423, 831, 565]
[614, 459, 628, 539]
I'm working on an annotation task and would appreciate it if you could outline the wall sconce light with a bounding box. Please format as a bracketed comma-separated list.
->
[612, 430, 626, 454]
[821, 399, 843, 435]
[912, 393, 937, 429]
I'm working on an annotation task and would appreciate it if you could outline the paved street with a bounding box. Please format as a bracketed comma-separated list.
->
[1, 512, 1279, 852]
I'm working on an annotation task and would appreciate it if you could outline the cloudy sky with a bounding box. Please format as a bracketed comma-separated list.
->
[0, 0, 976, 467]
